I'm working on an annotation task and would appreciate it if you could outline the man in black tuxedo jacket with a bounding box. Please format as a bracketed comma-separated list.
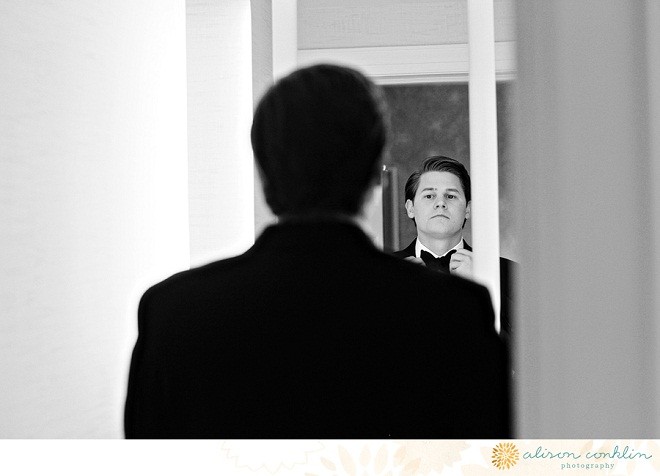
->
[393, 156, 516, 343]
[124, 65, 510, 438]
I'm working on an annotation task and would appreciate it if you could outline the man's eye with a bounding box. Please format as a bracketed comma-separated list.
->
[424, 194, 434, 199]
[446, 194, 455, 199]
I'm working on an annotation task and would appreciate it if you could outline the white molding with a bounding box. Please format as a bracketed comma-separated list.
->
[297, 42, 516, 84]
[468, 0, 501, 331]
[272, 0, 298, 80]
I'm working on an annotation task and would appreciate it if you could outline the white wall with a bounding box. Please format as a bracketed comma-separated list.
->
[0, 1, 189, 438]
[187, 0, 255, 266]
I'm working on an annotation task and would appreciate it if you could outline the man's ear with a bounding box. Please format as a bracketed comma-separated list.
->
[462, 201, 471, 229]
[405, 199, 415, 218]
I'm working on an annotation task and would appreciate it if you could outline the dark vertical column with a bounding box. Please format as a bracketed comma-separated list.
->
[516, 0, 653, 437]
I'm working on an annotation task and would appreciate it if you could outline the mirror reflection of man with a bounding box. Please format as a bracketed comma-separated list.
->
[394, 156, 515, 341]
[125, 67, 510, 438]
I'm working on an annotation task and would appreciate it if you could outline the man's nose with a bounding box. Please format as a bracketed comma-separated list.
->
[434, 198, 447, 209]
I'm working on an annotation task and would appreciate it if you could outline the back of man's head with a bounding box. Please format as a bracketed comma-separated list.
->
[251, 64, 387, 216]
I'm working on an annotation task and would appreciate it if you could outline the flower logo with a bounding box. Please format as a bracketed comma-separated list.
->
[491, 442, 519, 470]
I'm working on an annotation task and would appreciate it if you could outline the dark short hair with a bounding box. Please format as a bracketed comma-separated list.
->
[250, 64, 387, 216]
[404, 156, 471, 204]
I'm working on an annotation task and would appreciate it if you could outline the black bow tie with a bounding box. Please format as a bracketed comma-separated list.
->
[420, 249, 457, 272]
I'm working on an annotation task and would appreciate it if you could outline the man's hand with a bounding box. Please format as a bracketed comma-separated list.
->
[450, 249, 473, 278]
[404, 256, 425, 266]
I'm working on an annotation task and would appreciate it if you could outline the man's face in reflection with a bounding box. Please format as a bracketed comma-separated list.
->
[405, 171, 470, 243]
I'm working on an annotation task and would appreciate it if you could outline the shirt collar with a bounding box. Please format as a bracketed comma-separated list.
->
[415, 237, 464, 259]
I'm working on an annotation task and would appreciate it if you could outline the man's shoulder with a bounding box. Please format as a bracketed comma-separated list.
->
[142, 253, 249, 303]
[499, 256, 518, 279]
[141, 231, 492, 315]
[384, 250, 493, 306]
[500, 256, 517, 269]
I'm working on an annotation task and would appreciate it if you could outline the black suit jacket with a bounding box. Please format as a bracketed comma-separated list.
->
[125, 221, 510, 438]
[393, 239, 516, 344]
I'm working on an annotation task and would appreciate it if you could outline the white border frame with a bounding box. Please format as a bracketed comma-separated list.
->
[297, 41, 516, 84]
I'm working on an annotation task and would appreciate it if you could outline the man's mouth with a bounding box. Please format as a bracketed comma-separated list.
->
[432, 214, 449, 219]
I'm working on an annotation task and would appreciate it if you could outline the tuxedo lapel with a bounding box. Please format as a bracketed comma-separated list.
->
[392, 239, 416, 258]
